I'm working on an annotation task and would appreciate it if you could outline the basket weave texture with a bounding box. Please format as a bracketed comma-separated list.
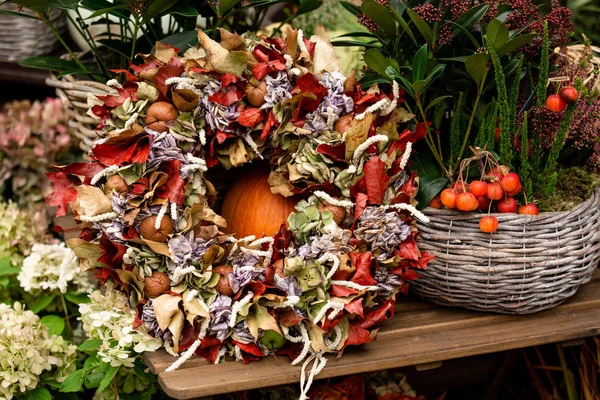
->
[46, 65, 115, 154]
[0, 4, 65, 62]
[412, 187, 600, 314]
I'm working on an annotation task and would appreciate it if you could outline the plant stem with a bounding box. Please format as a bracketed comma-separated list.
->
[60, 293, 74, 340]
[44, 18, 88, 72]
[455, 72, 487, 173]
[142, 12, 161, 42]
[416, 98, 449, 179]
[113, 374, 120, 399]
[67, 11, 110, 76]
[130, 16, 140, 62]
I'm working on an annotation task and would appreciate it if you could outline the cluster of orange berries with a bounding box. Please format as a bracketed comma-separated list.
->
[430, 167, 539, 233]
[545, 85, 579, 113]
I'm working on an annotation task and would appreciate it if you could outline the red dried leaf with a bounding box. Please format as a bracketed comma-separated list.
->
[344, 298, 364, 318]
[358, 300, 395, 329]
[231, 340, 265, 358]
[316, 143, 346, 162]
[98, 234, 127, 268]
[252, 60, 286, 80]
[237, 107, 265, 127]
[45, 172, 79, 217]
[296, 73, 328, 101]
[418, 251, 435, 269]
[349, 251, 377, 286]
[154, 57, 185, 98]
[278, 308, 302, 327]
[344, 323, 372, 346]
[208, 84, 245, 106]
[390, 268, 421, 281]
[396, 235, 420, 262]
[92, 132, 151, 166]
[221, 72, 239, 87]
[363, 156, 389, 204]
[156, 160, 185, 205]
[91, 105, 111, 120]
[97, 85, 138, 108]
[331, 284, 359, 297]
[354, 192, 368, 224]
[111, 69, 139, 82]
[303, 38, 316, 58]
[261, 111, 278, 140]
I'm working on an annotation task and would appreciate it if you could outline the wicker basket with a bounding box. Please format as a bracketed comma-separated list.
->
[412, 187, 600, 314]
[0, 4, 65, 62]
[46, 69, 115, 154]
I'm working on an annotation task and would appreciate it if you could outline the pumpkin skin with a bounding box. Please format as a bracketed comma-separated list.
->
[221, 169, 299, 238]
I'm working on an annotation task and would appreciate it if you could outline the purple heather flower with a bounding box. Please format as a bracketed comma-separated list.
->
[261, 71, 293, 110]
[304, 72, 354, 133]
[355, 207, 411, 261]
[209, 295, 232, 341]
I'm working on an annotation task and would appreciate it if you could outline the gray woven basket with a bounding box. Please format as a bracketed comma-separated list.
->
[46, 63, 115, 154]
[0, 4, 65, 62]
[412, 187, 600, 314]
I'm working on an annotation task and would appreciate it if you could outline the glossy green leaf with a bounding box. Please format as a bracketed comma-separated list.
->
[80, 0, 128, 18]
[47, 0, 78, 10]
[391, 9, 417, 45]
[446, 21, 480, 49]
[0, 9, 41, 19]
[454, 4, 489, 31]
[60, 369, 86, 393]
[363, 48, 389, 76]
[412, 44, 428, 82]
[97, 39, 131, 57]
[41, 315, 65, 336]
[340, 1, 360, 16]
[296, 0, 322, 15]
[65, 291, 91, 304]
[486, 19, 509, 50]
[425, 95, 452, 112]
[0, 256, 18, 276]
[86, 4, 128, 19]
[30, 293, 57, 313]
[98, 366, 119, 392]
[168, 5, 198, 17]
[146, 0, 177, 18]
[20, 56, 85, 72]
[332, 40, 380, 48]
[413, 151, 448, 208]
[385, 66, 415, 98]
[333, 31, 378, 39]
[361, 0, 396, 36]
[23, 387, 51, 400]
[219, 0, 241, 14]
[155, 30, 198, 52]
[466, 52, 489, 87]
[497, 33, 537, 56]
[359, 75, 391, 88]
[406, 8, 433, 45]
[78, 339, 103, 353]
[6, 0, 50, 14]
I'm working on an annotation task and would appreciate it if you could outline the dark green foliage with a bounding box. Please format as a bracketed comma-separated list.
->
[535, 22, 549, 107]
[520, 112, 532, 198]
[450, 92, 465, 164]
[508, 56, 524, 140]
[487, 100, 498, 151]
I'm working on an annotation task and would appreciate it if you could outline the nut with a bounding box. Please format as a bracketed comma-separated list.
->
[334, 115, 353, 134]
[139, 215, 174, 243]
[145, 271, 171, 298]
[213, 265, 234, 296]
[246, 81, 267, 107]
[144, 102, 178, 133]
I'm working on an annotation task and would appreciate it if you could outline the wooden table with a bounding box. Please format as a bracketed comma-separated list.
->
[145, 270, 600, 399]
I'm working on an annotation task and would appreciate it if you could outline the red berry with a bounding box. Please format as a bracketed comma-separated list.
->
[500, 172, 520, 193]
[518, 204, 539, 215]
[477, 196, 491, 212]
[451, 181, 468, 193]
[486, 165, 510, 182]
[546, 94, 567, 113]
[456, 192, 478, 212]
[559, 86, 579, 104]
[497, 197, 517, 213]
[428, 195, 442, 209]
[440, 189, 457, 209]
[470, 180, 488, 197]
[494, 127, 501, 142]
[479, 216, 499, 233]
[506, 182, 522, 196]
[487, 182, 504, 200]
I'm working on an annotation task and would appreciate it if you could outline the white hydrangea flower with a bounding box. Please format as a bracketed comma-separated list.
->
[0, 302, 76, 400]
[79, 283, 161, 368]
[18, 243, 95, 294]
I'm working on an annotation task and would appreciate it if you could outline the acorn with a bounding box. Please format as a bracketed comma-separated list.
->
[318, 203, 347, 225]
[246, 81, 267, 107]
[139, 215, 174, 243]
[144, 102, 178, 133]
[213, 265, 234, 296]
[103, 174, 129, 195]
[145, 271, 171, 298]
[334, 115, 353, 134]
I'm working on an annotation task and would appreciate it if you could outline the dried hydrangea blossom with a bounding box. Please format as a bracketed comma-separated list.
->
[355, 207, 412, 261]
[304, 72, 354, 133]
[79, 283, 161, 368]
[18, 243, 95, 294]
[262, 71, 293, 110]
[0, 302, 76, 399]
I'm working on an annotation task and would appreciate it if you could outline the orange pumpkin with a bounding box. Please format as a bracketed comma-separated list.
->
[221, 169, 298, 238]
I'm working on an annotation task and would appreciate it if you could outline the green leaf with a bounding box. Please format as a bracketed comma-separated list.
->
[98, 366, 120, 392]
[332, 40, 380, 48]
[80, 0, 127, 18]
[361, 0, 396, 36]
[385, 66, 415, 98]
[296, 0, 322, 15]
[65, 291, 91, 304]
[97, 39, 132, 57]
[412, 44, 428, 82]
[406, 8, 433, 46]
[359, 75, 391, 88]
[497, 33, 537, 57]
[333, 32, 378, 39]
[0, 9, 41, 19]
[218, 0, 241, 14]
[6, 0, 50, 14]
[0, 257, 18, 276]
[465, 52, 489, 87]
[41, 315, 65, 336]
[340, 1, 360, 16]
[392, 10, 417, 45]
[413, 151, 448, 208]
[454, 4, 489, 31]
[168, 5, 198, 17]
[146, 0, 177, 18]
[446, 21, 480, 49]
[78, 339, 103, 353]
[425, 95, 452, 112]
[47, 0, 78, 10]
[155, 31, 198, 52]
[363, 48, 389, 76]
[486, 19, 509, 50]
[85, 4, 128, 19]
[19, 56, 85, 72]
[60, 369, 86, 393]
[30, 293, 57, 313]
[23, 387, 51, 400]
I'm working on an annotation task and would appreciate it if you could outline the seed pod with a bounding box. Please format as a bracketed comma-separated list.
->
[213, 265, 234, 296]
[139, 215, 174, 243]
[246, 81, 267, 107]
[334, 115, 353, 134]
[104, 174, 129, 195]
[145, 102, 178, 132]
[145, 271, 171, 298]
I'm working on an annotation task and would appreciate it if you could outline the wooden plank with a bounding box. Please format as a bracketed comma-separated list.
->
[0, 61, 49, 85]
[145, 271, 600, 399]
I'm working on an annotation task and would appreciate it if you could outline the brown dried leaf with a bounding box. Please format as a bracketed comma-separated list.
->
[152, 294, 182, 332]
[197, 30, 247, 77]
[218, 28, 245, 51]
[72, 185, 113, 218]
[344, 113, 374, 160]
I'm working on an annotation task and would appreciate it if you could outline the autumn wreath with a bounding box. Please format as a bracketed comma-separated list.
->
[49, 28, 433, 394]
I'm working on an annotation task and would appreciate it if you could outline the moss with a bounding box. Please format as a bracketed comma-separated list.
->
[538, 166, 600, 211]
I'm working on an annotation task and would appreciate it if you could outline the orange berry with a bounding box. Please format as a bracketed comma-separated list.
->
[456, 192, 478, 212]
[486, 182, 504, 200]
[469, 180, 488, 197]
[440, 189, 457, 209]
[479, 216, 499, 233]
[497, 197, 517, 213]
[518, 204, 539, 215]
[428, 196, 442, 209]
[546, 94, 567, 113]
[500, 173, 520, 193]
